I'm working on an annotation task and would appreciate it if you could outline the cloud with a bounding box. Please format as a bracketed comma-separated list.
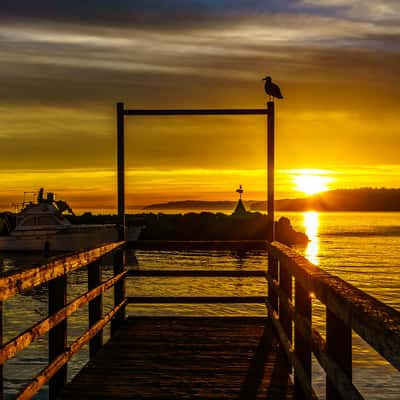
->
[1, 11, 399, 108]
[299, 0, 400, 22]
[0, 1, 295, 29]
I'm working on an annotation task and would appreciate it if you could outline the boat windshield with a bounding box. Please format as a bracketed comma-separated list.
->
[20, 215, 62, 226]
[20, 216, 35, 226]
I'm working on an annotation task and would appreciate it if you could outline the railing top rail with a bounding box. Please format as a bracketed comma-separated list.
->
[0, 241, 125, 301]
[267, 241, 400, 371]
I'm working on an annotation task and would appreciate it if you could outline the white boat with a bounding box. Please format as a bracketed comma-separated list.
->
[0, 189, 140, 252]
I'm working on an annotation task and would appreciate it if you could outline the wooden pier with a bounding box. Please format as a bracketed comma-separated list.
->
[0, 240, 399, 399]
[59, 317, 292, 399]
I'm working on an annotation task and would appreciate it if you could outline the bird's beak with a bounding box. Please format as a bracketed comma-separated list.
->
[261, 78, 266, 81]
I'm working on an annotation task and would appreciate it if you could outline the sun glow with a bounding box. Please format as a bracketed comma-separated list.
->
[294, 174, 331, 195]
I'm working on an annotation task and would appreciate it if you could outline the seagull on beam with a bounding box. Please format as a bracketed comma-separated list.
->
[262, 76, 283, 101]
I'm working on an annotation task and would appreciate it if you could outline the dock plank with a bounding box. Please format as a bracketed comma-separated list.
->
[59, 317, 293, 399]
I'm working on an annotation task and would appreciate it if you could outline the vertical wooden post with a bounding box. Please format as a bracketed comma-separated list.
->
[117, 102, 126, 241]
[48, 276, 67, 399]
[111, 249, 126, 335]
[294, 282, 311, 399]
[267, 101, 278, 313]
[326, 310, 352, 400]
[267, 101, 275, 243]
[279, 263, 292, 371]
[0, 301, 3, 400]
[268, 258, 279, 313]
[88, 260, 103, 358]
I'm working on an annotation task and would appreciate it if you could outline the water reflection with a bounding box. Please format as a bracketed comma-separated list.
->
[230, 249, 248, 268]
[304, 211, 319, 264]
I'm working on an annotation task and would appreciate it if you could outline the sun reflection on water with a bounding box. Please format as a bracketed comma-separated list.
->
[304, 211, 319, 264]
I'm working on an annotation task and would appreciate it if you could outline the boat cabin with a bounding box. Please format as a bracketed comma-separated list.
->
[15, 202, 71, 231]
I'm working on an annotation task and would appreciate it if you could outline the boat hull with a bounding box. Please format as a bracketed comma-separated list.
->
[0, 226, 141, 252]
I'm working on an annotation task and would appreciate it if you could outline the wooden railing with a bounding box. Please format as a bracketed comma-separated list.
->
[266, 241, 400, 400]
[0, 241, 127, 400]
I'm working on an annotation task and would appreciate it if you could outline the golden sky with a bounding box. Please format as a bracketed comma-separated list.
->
[0, 1, 399, 212]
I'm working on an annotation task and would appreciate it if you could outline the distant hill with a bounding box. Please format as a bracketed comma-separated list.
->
[142, 200, 236, 211]
[143, 188, 400, 212]
[276, 188, 400, 211]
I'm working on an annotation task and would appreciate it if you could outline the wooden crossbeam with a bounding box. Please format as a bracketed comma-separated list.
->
[123, 109, 268, 116]
[127, 296, 267, 304]
[127, 269, 266, 277]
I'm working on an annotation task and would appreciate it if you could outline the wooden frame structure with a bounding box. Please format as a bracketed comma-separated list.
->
[116, 102, 275, 241]
[0, 240, 398, 399]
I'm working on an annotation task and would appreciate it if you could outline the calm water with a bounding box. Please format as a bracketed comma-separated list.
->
[0, 211, 399, 399]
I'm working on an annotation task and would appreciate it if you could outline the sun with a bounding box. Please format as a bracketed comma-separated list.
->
[294, 174, 331, 195]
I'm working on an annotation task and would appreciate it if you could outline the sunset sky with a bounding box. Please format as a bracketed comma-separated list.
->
[0, 1, 399, 212]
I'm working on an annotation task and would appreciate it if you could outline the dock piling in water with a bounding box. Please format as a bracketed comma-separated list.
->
[88, 259, 103, 358]
[48, 275, 67, 399]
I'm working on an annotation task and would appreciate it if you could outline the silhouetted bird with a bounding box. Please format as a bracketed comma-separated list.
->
[262, 76, 283, 101]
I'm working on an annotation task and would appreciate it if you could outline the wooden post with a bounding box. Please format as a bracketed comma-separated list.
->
[294, 281, 311, 400]
[0, 301, 3, 400]
[111, 250, 126, 335]
[267, 102, 278, 313]
[326, 310, 352, 400]
[117, 102, 126, 241]
[268, 257, 279, 313]
[88, 260, 103, 358]
[115, 102, 126, 334]
[267, 101, 275, 242]
[48, 276, 67, 399]
[279, 263, 292, 371]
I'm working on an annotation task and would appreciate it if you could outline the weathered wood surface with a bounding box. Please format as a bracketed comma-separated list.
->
[17, 300, 127, 400]
[59, 317, 293, 399]
[0, 271, 126, 365]
[0, 241, 125, 301]
[132, 240, 268, 250]
[267, 303, 317, 400]
[267, 241, 400, 372]
[267, 271, 363, 399]
[266, 272, 363, 399]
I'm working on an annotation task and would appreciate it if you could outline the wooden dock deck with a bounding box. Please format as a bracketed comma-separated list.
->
[59, 317, 293, 400]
